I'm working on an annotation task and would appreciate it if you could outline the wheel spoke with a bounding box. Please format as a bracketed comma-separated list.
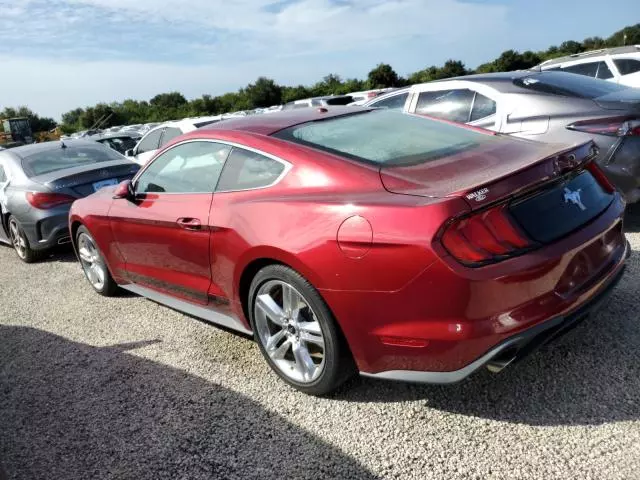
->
[78, 247, 93, 263]
[269, 338, 291, 360]
[86, 266, 98, 284]
[282, 284, 297, 313]
[93, 265, 105, 285]
[292, 342, 316, 381]
[265, 329, 286, 352]
[256, 294, 285, 325]
[299, 329, 324, 347]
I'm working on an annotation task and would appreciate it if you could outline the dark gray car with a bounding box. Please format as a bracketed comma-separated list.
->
[0, 140, 139, 262]
[370, 71, 640, 202]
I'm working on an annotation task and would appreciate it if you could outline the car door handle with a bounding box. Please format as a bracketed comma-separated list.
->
[176, 217, 202, 231]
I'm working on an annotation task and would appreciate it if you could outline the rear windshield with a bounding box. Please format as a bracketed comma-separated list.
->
[22, 144, 123, 177]
[324, 96, 354, 106]
[194, 119, 220, 128]
[514, 71, 627, 99]
[273, 110, 498, 167]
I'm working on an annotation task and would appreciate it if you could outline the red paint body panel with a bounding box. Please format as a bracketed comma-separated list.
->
[109, 193, 214, 304]
[69, 109, 628, 378]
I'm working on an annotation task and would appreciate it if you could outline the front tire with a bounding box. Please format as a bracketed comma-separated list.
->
[249, 264, 355, 395]
[76, 226, 118, 296]
[8, 215, 44, 263]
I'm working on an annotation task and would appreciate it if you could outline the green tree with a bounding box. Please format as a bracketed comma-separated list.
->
[149, 92, 188, 109]
[244, 77, 283, 108]
[367, 63, 399, 89]
[558, 40, 584, 55]
[582, 36, 606, 50]
[282, 85, 312, 103]
[436, 59, 468, 79]
[606, 23, 640, 46]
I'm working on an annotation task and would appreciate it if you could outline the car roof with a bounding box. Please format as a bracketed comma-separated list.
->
[89, 132, 141, 141]
[7, 139, 104, 158]
[539, 45, 640, 67]
[412, 70, 576, 94]
[202, 106, 370, 135]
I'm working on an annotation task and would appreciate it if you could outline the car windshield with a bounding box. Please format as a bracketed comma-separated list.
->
[515, 71, 627, 99]
[21, 144, 123, 177]
[273, 110, 499, 167]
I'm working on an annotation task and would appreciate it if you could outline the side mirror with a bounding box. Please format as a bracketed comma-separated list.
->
[125, 149, 134, 157]
[113, 180, 134, 200]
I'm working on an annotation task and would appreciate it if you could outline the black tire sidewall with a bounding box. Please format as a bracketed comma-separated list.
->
[248, 264, 352, 395]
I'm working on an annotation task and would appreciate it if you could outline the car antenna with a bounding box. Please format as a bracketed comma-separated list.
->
[60, 139, 67, 149]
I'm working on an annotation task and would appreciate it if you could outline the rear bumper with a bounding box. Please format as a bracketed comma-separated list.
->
[361, 248, 628, 384]
[20, 210, 71, 250]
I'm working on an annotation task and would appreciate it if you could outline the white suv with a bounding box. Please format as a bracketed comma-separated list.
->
[538, 45, 640, 88]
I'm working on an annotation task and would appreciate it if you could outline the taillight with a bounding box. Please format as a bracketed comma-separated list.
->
[567, 117, 640, 137]
[586, 161, 615, 193]
[26, 192, 76, 209]
[441, 204, 533, 266]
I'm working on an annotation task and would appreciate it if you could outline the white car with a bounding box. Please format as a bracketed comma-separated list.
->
[125, 116, 223, 165]
[361, 88, 410, 110]
[538, 45, 640, 88]
[347, 88, 394, 105]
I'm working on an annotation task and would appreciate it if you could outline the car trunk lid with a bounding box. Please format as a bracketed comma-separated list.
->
[30, 160, 140, 198]
[593, 88, 640, 111]
[381, 140, 615, 246]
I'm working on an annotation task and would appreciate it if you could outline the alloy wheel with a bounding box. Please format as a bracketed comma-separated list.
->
[254, 280, 326, 384]
[77, 233, 106, 290]
[9, 218, 27, 260]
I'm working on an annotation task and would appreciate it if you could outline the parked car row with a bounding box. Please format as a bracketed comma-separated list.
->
[1, 98, 631, 395]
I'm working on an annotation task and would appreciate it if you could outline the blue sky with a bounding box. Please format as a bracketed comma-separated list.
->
[0, 0, 637, 119]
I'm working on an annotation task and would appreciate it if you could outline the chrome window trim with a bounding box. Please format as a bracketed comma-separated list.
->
[132, 138, 292, 196]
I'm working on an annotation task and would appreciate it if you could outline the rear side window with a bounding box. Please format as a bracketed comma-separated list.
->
[514, 72, 627, 99]
[470, 93, 497, 122]
[562, 62, 599, 77]
[369, 92, 408, 110]
[160, 127, 182, 147]
[415, 89, 475, 123]
[273, 110, 498, 167]
[136, 141, 231, 194]
[21, 144, 123, 177]
[596, 61, 614, 80]
[216, 148, 286, 191]
[137, 129, 163, 154]
[614, 58, 640, 76]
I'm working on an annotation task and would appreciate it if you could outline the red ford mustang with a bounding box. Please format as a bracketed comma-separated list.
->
[69, 107, 629, 395]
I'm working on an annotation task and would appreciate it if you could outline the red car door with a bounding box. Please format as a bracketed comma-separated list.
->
[109, 140, 231, 305]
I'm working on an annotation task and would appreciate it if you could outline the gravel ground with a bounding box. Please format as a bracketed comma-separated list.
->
[1, 207, 640, 480]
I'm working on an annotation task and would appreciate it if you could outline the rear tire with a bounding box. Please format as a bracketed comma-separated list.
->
[248, 264, 355, 396]
[8, 215, 45, 263]
[76, 226, 118, 296]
